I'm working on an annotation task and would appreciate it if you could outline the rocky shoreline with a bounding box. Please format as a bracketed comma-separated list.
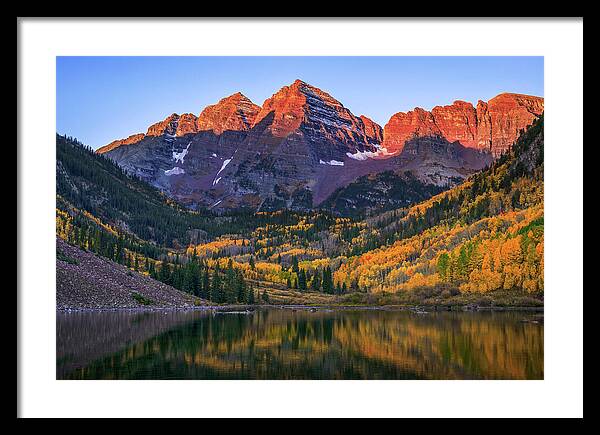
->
[56, 238, 207, 310]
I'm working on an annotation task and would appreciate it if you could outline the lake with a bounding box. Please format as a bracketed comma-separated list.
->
[56, 307, 543, 380]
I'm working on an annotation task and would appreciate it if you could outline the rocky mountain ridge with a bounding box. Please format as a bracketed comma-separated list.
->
[383, 93, 544, 157]
[97, 80, 542, 214]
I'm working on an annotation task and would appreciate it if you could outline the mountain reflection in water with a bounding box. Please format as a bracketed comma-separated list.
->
[57, 308, 543, 380]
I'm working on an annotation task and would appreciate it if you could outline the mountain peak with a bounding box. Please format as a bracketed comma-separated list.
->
[197, 92, 260, 134]
[291, 78, 308, 87]
[221, 91, 252, 103]
[252, 79, 382, 157]
[282, 79, 328, 98]
[146, 113, 180, 137]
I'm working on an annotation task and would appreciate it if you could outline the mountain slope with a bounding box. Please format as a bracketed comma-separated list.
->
[57, 134, 289, 248]
[57, 237, 205, 309]
[320, 171, 447, 217]
[334, 115, 544, 295]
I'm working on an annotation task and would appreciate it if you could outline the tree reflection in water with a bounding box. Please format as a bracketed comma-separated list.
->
[57, 308, 543, 380]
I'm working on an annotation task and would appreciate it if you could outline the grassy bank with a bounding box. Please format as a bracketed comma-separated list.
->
[249, 283, 543, 309]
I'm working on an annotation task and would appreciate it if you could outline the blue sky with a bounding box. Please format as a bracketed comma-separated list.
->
[57, 57, 543, 150]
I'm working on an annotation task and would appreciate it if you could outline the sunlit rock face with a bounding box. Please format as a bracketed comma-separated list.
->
[146, 113, 180, 137]
[476, 93, 545, 157]
[383, 93, 544, 157]
[176, 113, 198, 136]
[359, 115, 384, 146]
[196, 92, 260, 134]
[432, 100, 479, 148]
[249, 79, 380, 159]
[97, 81, 540, 213]
[383, 108, 442, 154]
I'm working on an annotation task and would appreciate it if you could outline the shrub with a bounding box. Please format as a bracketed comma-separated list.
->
[131, 292, 154, 305]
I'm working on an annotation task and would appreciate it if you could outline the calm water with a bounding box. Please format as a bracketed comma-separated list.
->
[57, 308, 543, 380]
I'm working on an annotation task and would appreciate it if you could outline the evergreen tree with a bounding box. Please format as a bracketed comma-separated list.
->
[201, 267, 210, 300]
[236, 271, 247, 303]
[247, 285, 255, 305]
[298, 269, 307, 291]
[437, 253, 450, 282]
[182, 261, 200, 295]
[311, 272, 321, 292]
[211, 267, 222, 303]
[322, 266, 334, 294]
[158, 262, 172, 285]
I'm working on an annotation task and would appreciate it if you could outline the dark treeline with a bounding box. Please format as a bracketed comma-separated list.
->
[283, 255, 348, 295]
[152, 255, 256, 304]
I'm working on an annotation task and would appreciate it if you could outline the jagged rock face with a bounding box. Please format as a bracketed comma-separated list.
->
[394, 136, 492, 187]
[98, 82, 537, 214]
[383, 108, 442, 154]
[176, 113, 198, 136]
[251, 80, 378, 157]
[431, 100, 478, 148]
[383, 93, 544, 157]
[97, 113, 198, 155]
[477, 93, 544, 156]
[359, 115, 383, 145]
[197, 92, 260, 134]
[146, 113, 180, 137]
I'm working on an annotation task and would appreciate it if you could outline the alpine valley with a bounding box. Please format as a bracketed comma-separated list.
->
[57, 79, 544, 310]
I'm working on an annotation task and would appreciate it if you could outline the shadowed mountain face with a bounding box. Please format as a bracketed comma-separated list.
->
[98, 80, 541, 213]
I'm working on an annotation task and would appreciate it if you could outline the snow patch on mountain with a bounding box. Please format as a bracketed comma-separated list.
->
[319, 159, 345, 166]
[346, 145, 395, 161]
[173, 142, 191, 164]
[216, 158, 232, 177]
[212, 156, 234, 186]
[165, 167, 185, 176]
